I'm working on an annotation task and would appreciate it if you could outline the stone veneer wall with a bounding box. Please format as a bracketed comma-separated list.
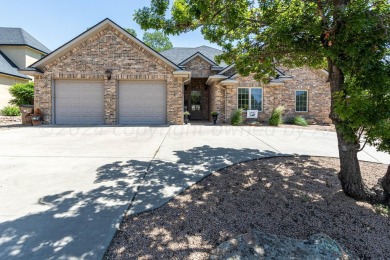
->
[34, 25, 183, 125]
[210, 67, 331, 124]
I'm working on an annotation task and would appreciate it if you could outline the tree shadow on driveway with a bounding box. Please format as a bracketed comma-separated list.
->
[0, 145, 281, 259]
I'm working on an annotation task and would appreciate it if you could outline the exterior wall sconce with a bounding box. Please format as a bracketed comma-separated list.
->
[105, 69, 112, 80]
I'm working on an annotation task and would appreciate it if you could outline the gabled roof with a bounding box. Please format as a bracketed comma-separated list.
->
[178, 52, 217, 66]
[219, 64, 293, 83]
[0, 51, 30, 79]
[218, 64, 235, 75]
[161, 45, 228, 67]
[0, 27, 50, 54]
[29, 19, 181, 71]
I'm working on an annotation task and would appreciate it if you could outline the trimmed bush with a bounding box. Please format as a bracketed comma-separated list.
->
[231, 108, 244, 126]
[293, 116, 308, 126]
[268, 106, 284, 126]
[1, 105, 21, 116]
[9, 82, 34, 106]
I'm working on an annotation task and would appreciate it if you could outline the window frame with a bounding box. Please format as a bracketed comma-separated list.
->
[295, 90, 309, 112]
[237, 87, 263, 112]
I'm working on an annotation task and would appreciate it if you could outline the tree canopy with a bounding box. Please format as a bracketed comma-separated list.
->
[135, 0, 390, 204]
[125, 28, 137, 37]
[142, 30, 173, 52]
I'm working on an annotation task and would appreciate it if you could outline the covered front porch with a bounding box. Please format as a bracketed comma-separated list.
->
[184, 78, 210, 121]
[183, 75, 239, 124]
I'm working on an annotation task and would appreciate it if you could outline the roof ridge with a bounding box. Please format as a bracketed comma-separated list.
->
[0, 27, 22, 29]
[0, 27, 51, 54]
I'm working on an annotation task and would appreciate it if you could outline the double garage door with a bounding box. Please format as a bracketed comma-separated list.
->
[55, 80, 166, 125]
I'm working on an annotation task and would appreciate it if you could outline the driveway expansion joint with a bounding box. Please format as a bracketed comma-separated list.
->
[125, 126, 172, 216]
[239, 126, 282, 153]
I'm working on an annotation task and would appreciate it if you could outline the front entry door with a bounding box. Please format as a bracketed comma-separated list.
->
[190, 90, 202, 120]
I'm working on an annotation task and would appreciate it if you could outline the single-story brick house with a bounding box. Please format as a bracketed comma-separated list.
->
[24, 18, 331, 125]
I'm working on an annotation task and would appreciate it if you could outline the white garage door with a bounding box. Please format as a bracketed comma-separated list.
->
[55, 80, 104, 125]
[119, 81, 166, 125]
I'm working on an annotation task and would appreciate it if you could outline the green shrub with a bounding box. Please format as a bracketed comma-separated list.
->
[293, 116, 308, 126]
[268, 106, 284, 126]
[1, 105, 21, 116]
[9, 82, 34, 106]
[231, 108, 244, 126]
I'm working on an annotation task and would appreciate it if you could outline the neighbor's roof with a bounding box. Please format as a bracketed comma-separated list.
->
[0, 27, 51, 54]
[0, 51, 30, 79]
[160, 45, 228, 67]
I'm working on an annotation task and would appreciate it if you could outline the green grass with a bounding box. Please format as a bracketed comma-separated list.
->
[0, 105, 21, 116]
[231, 108, 244, 126]
[269, 106, 284, 126]
[293, 116, 308, 126]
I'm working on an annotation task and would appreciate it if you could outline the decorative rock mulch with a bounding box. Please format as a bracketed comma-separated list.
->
[0, 116, 22, 130]
[210, 231, 350, 259]
[105, 157, 389, 260]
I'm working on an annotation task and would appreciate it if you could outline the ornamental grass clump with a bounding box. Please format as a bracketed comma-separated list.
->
[268, 106, 284, 126]
[231, 108, 244, 126]
[0, 105, 21, 116]
[293, 116, 308, 126]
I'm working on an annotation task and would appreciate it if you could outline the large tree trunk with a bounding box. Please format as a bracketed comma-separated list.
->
[336, 132, 377, 201]
[328, 61, 377, 202]
[382, 166, 390, 204]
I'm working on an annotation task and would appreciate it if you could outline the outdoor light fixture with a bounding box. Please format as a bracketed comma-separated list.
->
[105, 69, 112, 80]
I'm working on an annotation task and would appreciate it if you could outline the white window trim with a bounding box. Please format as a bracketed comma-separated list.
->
[237, 87, 263, 112]
[295, 90, 309, 112]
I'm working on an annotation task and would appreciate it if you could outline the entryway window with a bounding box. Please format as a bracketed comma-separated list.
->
[191, 91, 201, 111]
[296, 90, 308, 112]
[238, 88, 263, 111]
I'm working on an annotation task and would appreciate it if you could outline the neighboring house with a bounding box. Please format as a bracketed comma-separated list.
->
[25, 18, 330, 125]
[0, 27, 50, 108]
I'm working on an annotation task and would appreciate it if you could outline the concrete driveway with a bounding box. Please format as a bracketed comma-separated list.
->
[0, 125, 389, 259]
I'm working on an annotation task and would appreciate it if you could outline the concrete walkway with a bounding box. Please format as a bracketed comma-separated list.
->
[0, 125, 389, 260]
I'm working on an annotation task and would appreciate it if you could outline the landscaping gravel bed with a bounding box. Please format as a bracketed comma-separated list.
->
[106, 156, 389, 259]
[0, 116, 22, 131]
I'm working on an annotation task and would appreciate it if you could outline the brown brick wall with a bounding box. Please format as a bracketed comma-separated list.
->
[34, 25, 183, 125]
[182, 56, 214, 78]
[209, 82, 225, 123]
[210, 67, 331, 124]
[209, 83, 238, 124]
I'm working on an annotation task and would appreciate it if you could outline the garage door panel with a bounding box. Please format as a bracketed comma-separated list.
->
[119, 81, 166, 125]
[55, 80, 104, 125]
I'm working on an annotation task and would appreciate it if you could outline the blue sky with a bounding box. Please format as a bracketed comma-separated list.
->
[0, 0, 220, 52]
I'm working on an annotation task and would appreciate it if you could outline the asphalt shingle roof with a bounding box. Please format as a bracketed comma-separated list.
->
[160, 45, 228, 67]
[0, 27, 50, 54]
[0, 51, 30, 79]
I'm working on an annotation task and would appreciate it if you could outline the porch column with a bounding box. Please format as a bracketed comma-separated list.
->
[220, 79, 238, 123]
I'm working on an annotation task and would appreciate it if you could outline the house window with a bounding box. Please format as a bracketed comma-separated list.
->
[238, 88, 263, 111]
[296, 90, 308, 112]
